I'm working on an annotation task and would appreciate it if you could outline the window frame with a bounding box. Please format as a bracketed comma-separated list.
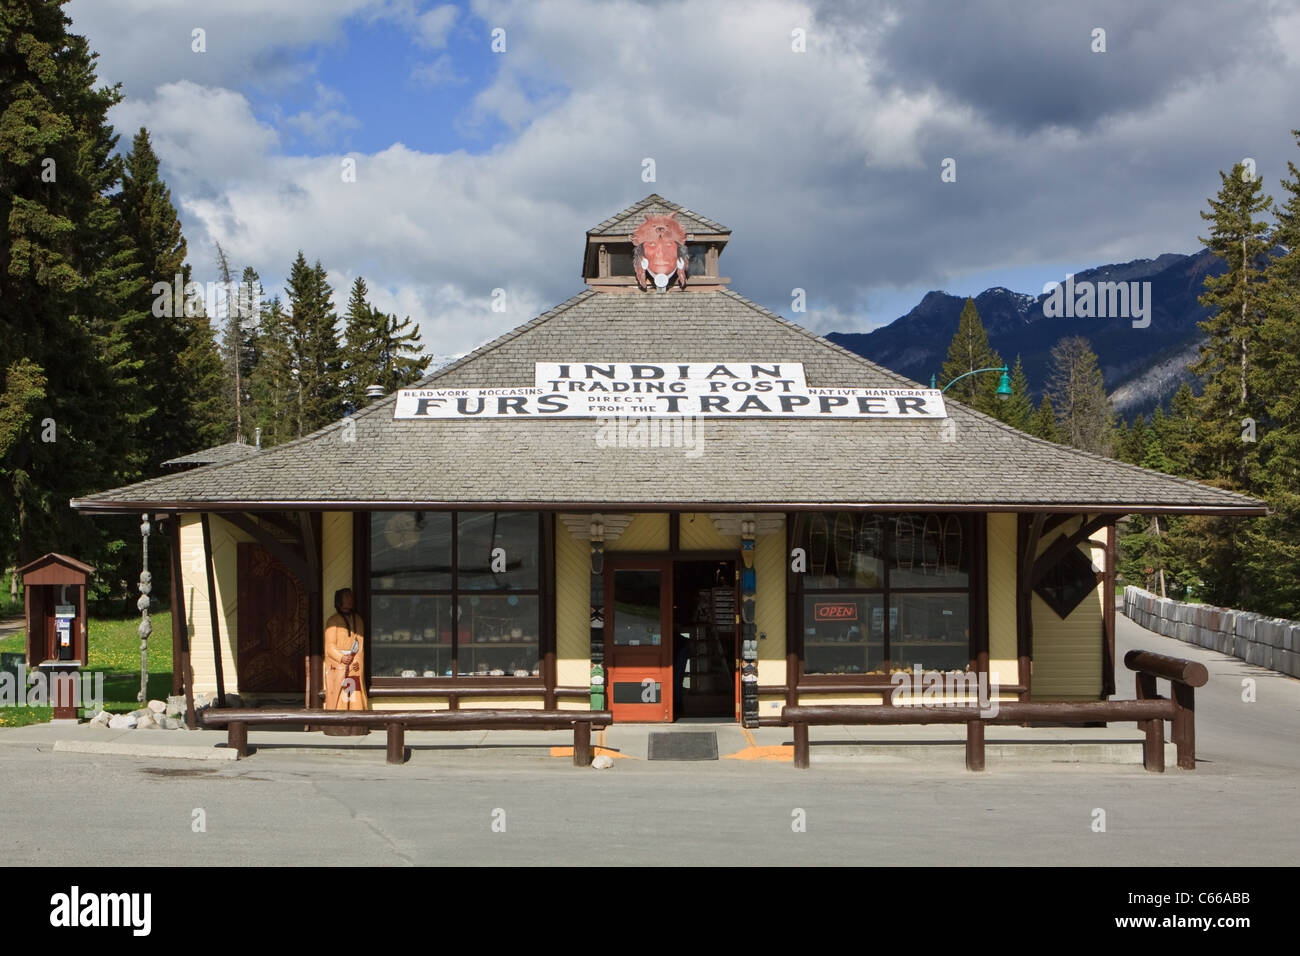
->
[365, 510, 547, 688]
[794, 511, 977, 686]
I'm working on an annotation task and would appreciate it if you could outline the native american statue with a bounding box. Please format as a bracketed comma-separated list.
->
[323, 587, 369, 735]
[630, 213, 690, 291]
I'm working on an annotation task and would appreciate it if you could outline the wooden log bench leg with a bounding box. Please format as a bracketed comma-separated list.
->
[965, 720, 985, 771]
[228, 721, 247, 758]
[573, 721, 592, 768]
[793, 722, 809, 769]
[386, 722, 405, 765]
[1143, 717, 1165, 773]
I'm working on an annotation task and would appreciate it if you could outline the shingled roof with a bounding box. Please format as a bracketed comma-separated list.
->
[72, 287, 1266, 516]
[586, 194, 730, 239]
[162, 441, 259, 469]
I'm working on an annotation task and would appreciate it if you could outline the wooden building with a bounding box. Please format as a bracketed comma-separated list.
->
[72, 195, 1266, 727]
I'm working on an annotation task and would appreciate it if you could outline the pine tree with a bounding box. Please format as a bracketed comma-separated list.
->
[1167, 162, 1276, 608]
[1186, 161, 1273, 489]
[1242, 132, 1300, 616]
[118, 127, 222, 469]
[995, 355, 1034, 431]
[1029, 394, 1061, 443]
[1046, 336, 1114, 455]
[236, 265, 263, 436]
[341, 276, 379, 413]
[177, 297, 232, 451]
[938, 298, 1005, 414]
[248, 296, 294, 446]
[0, 0, 143, 591]
[373, 310, 429, 392]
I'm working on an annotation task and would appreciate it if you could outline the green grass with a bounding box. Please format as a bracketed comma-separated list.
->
[0, 612, 174, 727]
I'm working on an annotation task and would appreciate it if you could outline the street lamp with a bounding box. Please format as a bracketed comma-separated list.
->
[931, 365, 1012, 401]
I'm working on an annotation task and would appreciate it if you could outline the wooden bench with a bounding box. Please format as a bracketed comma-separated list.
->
[200, 708, 613, 766]
[783, 650, 1209, 772]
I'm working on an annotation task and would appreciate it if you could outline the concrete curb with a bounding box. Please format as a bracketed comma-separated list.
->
[53, 740, 239, 761]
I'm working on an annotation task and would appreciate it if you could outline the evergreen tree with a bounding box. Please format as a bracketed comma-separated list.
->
[247, 296, 294, 446]
[177, 296, 232, 451]
[1185, 161, 1273, 492]
[341, 276, 380, 413]
[372, 309, 429, 393]
[1029, 394, 1061, 443]
[1242, 132, 1300, 616]
[214, 241, 244, 440]
[305, 259, 344, 428]
[118, 127, 221, 468]
[236, 265, 263, 436]
[995, 355, 1034, 431]
[339, 274, 431, 413]
[0, 0, 142, 592]
[283, 253, 343, 436]
[1167, 162, 1275, 608]
[1046, 336, 1114, 455]
[938, 297, 1005, 414]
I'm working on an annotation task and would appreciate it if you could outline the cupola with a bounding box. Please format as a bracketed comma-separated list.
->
[582, 194, 731, 293]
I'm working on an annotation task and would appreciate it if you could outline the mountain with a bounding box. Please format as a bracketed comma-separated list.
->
[827, 250, 1225, 418]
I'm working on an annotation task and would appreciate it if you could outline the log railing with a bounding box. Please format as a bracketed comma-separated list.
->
[201, 708, 612, 767]
[784, 651, 1208, 772]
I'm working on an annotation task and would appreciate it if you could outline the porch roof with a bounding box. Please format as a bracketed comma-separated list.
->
[71, 287, 1266, 516]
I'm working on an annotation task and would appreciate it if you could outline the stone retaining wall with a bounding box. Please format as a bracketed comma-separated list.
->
[1122, 586, 1300, 678]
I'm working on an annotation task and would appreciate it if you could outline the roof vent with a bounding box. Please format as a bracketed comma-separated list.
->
[365, 384, 385, 401]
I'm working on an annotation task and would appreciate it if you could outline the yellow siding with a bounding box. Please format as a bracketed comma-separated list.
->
[797, 694, 887, 706]
[555, 520, 591, 687]
[986, 513, 1019, 688]
[458, 697, 545, 710]
[755, 527, 786, 672]
[606, 512, 669, 551]
[321, 512, 352, 623]
[373, 697, 450, 711]
[678, 513, 740, 550]
[1031, 518, 1105, 699]
[182, 514, 247, 695]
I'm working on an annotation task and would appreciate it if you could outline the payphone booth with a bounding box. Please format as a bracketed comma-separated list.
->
[19, 553, 93, 719]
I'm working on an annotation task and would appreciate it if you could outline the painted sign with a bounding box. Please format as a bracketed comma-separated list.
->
[393, 362, 947, 419]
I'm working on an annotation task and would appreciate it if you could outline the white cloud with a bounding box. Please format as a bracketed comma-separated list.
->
[416, 4, 459, 47]
[82, 0, 1300, 356]
[411, 53, 464, 88]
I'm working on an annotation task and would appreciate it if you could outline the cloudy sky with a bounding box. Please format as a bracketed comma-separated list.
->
[66, 0, 1300, 355]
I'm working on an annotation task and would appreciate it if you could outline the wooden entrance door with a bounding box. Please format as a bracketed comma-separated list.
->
[605, 561, 672, 722]
[236, 543, 308, 695]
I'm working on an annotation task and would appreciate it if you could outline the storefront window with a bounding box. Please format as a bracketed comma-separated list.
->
[796, 512, 971, 678]
[370, 511, 541, 679]
[803, 594, 884, 676]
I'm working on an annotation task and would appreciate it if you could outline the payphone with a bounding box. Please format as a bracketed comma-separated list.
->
[55, 596, 76, 662]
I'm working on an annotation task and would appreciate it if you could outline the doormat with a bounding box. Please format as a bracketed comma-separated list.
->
[647, 731, 718, 761]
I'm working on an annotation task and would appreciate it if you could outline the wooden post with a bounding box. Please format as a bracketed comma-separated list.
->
[1134, 671, 1158, 754]
[793, 721, 809, 769]
[200, 513, 227, 708]
[1143, 717, 1165, 772]
[228, 721, 247, 758]
[168, 517, 196, 729]
[965, 721, 985, 771]
[1173, 683, 1196, 770]
[386, 722, 405, 764]
[573, 720, 592, 767]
